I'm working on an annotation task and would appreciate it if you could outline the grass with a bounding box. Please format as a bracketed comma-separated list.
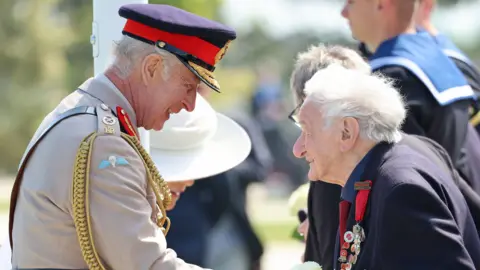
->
[0, 201, 8, 213]
[253, 220, 299, 243]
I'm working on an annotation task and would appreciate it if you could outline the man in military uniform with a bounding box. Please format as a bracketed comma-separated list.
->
[9, 3, 236, 270]
[341, 0, 480, 194]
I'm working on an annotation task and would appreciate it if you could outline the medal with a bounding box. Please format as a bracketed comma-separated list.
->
[353, 224, 361, 234]
[354, 244, 361, 255]
[337, 180, 373, 269]
[349, 254, 357, 264]
[344, 231, 354, 243]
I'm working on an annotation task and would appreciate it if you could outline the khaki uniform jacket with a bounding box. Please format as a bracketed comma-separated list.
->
[11, 75, 208, 270]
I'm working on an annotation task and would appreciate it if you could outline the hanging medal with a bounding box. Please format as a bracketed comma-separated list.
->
[352, 180, 372, 257]
[337, 180, 373, 269]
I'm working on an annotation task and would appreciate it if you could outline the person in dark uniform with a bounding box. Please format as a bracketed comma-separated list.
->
[167, 87, 272, 270]
[288, 44, 371, 269]
[341, 0, 480, 194]
[288, 44, 480, 269]
[293, 65, 480, 270]
[415, 0, 480, 114]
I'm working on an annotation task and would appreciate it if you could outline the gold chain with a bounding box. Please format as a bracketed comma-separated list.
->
[72, 132, 172, 270]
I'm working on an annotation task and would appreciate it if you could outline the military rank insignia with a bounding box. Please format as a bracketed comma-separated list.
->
[116, 106, 138, 138]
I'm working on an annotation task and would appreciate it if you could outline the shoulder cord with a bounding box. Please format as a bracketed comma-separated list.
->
[72, 132, 172, 270]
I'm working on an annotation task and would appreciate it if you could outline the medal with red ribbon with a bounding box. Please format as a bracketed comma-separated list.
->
[338, 180, 372, 270]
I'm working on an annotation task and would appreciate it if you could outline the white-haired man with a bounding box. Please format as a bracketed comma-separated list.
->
[8, 3, 236, 270]
[288, 44, 371, 269]
[293, 65, 480, 270]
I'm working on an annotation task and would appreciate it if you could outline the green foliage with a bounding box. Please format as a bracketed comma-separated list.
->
[0, 0, 72, 173]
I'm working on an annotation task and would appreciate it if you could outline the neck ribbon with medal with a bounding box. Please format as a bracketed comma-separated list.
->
[338, 180, 372, 270]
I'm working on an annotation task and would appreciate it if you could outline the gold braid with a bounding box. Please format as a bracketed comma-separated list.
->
[72, 132, 172, 270]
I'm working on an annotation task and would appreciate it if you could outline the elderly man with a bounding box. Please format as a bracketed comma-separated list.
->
[293, 64, 480, 269]
[341, 0, 480, 195]
[288, 44, 370, 269]
[289, 44, 480, 269]
[8, 3, 236, 270]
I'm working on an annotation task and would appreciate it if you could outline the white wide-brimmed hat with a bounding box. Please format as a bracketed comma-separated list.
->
[149, 93, 252, 182]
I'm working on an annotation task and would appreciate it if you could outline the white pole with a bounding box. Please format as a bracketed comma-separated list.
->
[92, 0, 150, 153]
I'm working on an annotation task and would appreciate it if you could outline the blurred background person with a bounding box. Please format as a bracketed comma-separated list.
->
[341, 0, 480, 195]
[166, 86, 272, 270]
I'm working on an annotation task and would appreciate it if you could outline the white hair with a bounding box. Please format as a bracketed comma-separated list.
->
[303, 64, 406, 143]
[290, 44, 371, 104]
[112, 35, 178, 79]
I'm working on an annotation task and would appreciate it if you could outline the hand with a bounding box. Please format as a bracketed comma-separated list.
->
[297, 219, 309, 242]
[166, 180, 194, 210]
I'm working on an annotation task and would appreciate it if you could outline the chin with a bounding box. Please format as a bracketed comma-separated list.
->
[152, 120, 167, 131]
[307, 168, 319, 181]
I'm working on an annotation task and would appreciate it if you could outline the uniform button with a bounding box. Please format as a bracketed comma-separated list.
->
[100, 104, 109, 111]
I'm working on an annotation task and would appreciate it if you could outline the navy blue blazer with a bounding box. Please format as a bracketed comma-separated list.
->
[340, 141, 480, 270]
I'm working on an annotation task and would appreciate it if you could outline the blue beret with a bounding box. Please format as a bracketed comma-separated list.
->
[119, 4, 237, 92]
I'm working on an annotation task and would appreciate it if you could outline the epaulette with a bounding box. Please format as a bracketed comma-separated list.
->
[96, 103, 121, 137]
[71, 104, 172, 270]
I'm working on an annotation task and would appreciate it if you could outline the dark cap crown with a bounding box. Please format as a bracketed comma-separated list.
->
[118, 3, 237, 92]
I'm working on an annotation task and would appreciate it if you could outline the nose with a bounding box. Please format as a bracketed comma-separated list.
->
[182, 90, 197, 112]
[341, 4, 348, 19]
[293, 134, 306, 159]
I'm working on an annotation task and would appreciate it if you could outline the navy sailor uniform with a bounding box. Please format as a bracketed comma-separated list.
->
[369, 32, 480, 195]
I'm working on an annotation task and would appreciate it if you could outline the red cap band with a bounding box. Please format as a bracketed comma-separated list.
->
[123, 19, 220, 66]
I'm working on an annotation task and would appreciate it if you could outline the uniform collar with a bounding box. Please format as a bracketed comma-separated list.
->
[340, 150, 372, 203]
[78, 74, 137, 128]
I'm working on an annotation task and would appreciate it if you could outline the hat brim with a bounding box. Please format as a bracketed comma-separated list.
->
[176, 56, 221, 93]
[150, 113, 251, 182]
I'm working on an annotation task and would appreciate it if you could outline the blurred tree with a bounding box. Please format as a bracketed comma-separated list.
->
[0, 0, 224, 174]
[0, 0, 72, 174]
[57, 0, 223, 92]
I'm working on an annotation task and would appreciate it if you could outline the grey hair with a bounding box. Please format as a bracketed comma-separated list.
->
[303, 64, 406, 143]
[112, 35, 178, 79]
[290, 44, 371, 105]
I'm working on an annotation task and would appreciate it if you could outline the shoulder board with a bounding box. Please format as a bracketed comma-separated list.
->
[370, 56, 475, 106]
[96, 104, 121, 137]
[18, 106, 97, 167]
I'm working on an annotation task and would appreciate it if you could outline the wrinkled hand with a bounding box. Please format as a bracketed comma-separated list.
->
[297, 219, 309, 242]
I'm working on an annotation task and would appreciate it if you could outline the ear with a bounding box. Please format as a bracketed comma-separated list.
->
[141, 54, 162, 86]
[339, 117, 360, 152]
